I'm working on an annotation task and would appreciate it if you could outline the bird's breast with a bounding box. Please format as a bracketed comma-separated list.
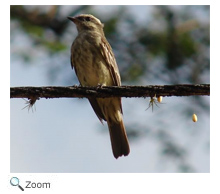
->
[73, 40, 113, 86]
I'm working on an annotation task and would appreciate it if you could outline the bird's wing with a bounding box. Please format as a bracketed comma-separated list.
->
[99, 37, 123, 114]
[99, 37, 121, 86]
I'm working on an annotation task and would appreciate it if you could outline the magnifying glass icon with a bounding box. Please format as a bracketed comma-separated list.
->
[10, 177, 24, 191]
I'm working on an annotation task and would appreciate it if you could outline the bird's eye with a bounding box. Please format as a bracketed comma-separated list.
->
[85, 17, 91, 21]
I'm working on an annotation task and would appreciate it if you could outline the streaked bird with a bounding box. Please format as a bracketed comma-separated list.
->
[68, 14, 130, 158]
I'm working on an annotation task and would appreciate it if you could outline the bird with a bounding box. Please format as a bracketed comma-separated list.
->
[68, 14, 130, 159]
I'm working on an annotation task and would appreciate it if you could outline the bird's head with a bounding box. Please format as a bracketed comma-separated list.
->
[67, 14, 104, 33]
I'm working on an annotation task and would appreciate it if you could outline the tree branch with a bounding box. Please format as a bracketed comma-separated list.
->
[10, 84, 210, 99]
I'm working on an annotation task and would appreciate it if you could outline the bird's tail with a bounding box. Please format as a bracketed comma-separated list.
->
[107, 118, 130, 159]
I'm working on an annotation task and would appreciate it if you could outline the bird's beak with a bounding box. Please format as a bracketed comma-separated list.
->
[67, 16, 77, 23]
